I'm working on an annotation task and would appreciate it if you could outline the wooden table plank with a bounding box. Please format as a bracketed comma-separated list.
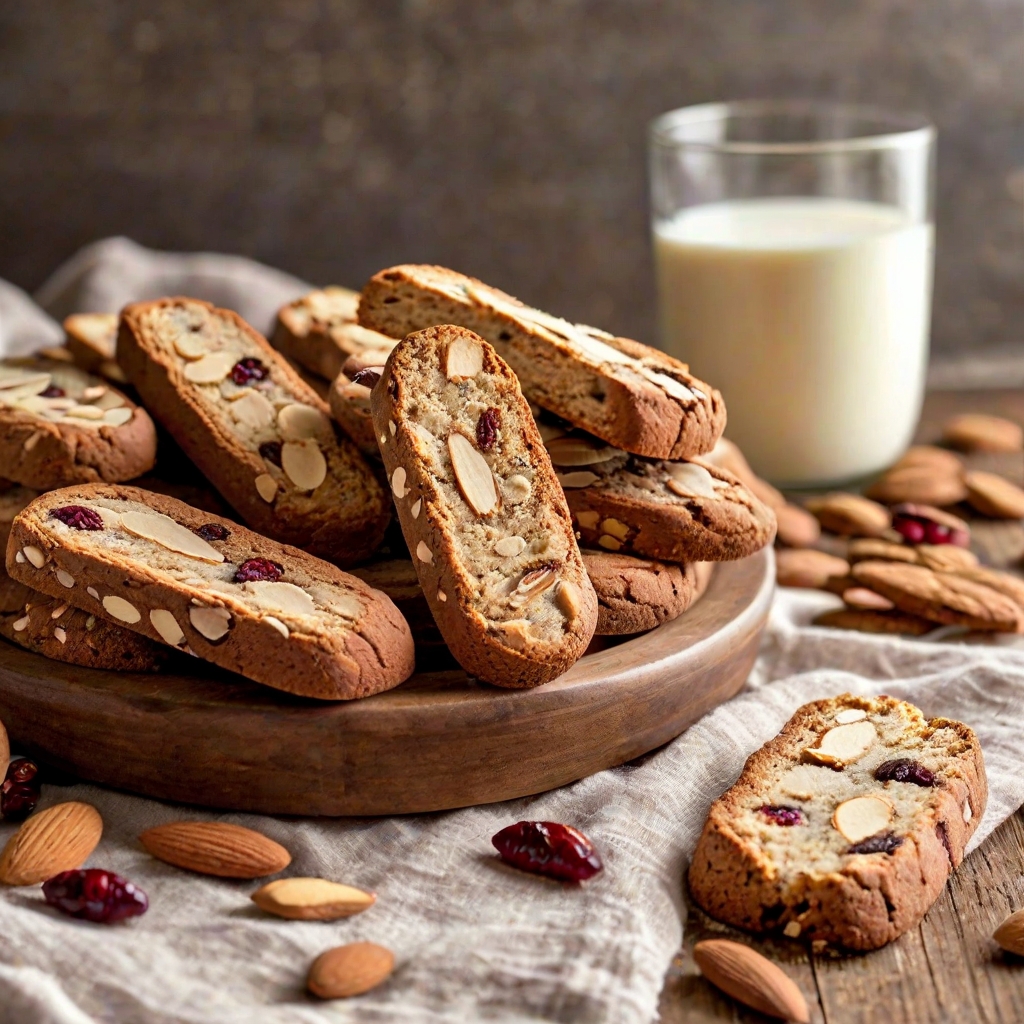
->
[659, 390, 1024, 1023]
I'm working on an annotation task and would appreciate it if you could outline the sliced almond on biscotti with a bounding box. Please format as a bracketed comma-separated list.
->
[358, 264, 725, 460]
[0, 802, 103, 886]
[139, 821, 291, 878]
[117, 297, 389, 566]
[371, 324, 598, 688]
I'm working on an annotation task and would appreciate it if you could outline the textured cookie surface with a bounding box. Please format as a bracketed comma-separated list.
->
[544, 425, 776, 563]
[689, 695, 986, 951]
[0, 359, 156, 488]
[272, 287, 396, 382]
[359, 265, 726, 460]
[371, 325, 598, 688]
[582, 550, 709, 635]
[6, 485, 415, 700]
[117, 297, 389, 566]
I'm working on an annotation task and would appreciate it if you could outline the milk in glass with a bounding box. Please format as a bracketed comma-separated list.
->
[654, 197, 933, 486]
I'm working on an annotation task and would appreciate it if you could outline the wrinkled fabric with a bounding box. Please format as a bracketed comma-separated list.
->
[0, 243, 1022, 1024]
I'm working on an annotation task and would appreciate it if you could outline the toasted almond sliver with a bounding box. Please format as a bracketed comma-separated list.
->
[102, 595, 141, 624]
[282, 440, 327, 491]
[245, 581, 316, 617]
[495, 536, 527, 557]
[150, 609, 185, 646]
[64, 404, 105, 420]
[255, 474, 279, 503]
[102, 407, 133, 427]
[833, 795, 893, 843]
[278, 403, 330, 441]
[804, 720, 877, 767]
[23, 546, 46, 569]
[665, 462, 719, 499]
[416, 541, 433, 564]
[173, 333, 208, 360]
[189, 605, 232, 641]
[391, 467, 408, 499]
[545, 436, 619, 467]
[448, 433, 498, 516]
[230, 390, 275, 430]
[445, 334, 484, 379]
[183, 352, 236, 384]
[835, 708, 868, 724]
[53, 627, 67, 644]
[557, 471, 600, 489]
[264, 615, 290, 638]
[120, 510, 226, 564]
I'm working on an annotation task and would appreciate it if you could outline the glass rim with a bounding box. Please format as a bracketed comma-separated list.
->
[650, 99, 935, 155]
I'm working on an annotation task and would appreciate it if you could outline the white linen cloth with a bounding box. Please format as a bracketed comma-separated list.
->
[1, 243, 1023, 1024]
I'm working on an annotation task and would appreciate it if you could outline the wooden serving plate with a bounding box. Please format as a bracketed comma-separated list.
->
[0, 549, 773, 816]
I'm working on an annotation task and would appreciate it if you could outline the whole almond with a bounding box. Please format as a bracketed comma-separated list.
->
[693, 939, 809, 1023]
[993, 908, 1024, 955]
[0, 717, 8, 773]
[943, 413, 1023, 453]
[865, 466, 968, 507]
[139, 821, 290, 878]
[307, 941, 395, 999]
[252, 877, 376, 921]
[964, 471, 1024, 519]
[776, 548, 850, 589]
[0, 802, 103, 886]
[774, 504, 820, 548]
[805, 492, 890, 537]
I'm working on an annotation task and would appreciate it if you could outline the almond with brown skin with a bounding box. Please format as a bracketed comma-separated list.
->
[139, 821, 291, 878]
[0, 717, 8, 773]
[693, 939, 809, 1023]
[805, 492, 891, 537]
[943, 413, 1023, 453]
[251, 877, 376, 921]
[993, 908, 1024, 955]
[964, 471, 1024, 519]
[865, 466, 968, 507]
[894, 445, 964, 475]
[0, 802, 103, 886]
[775, 549, 849, 589]
[307, 942, 395, 999]
[774, 504, 820, 548]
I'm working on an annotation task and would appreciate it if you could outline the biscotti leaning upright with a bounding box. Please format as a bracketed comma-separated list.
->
[371, 324, 598, 688]
[358, 265, 726, 460]
[689, 694, 986, 951]
[117, 298, 389, 566]
[6, 485, 415, 700]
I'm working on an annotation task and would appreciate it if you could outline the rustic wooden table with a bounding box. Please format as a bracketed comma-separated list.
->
[658, 390, 1024, 1024]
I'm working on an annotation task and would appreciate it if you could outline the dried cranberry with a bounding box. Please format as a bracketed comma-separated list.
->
[846, 832, 903, 855]
[476, 408, 501, 452]
[759, 805, 803, 826]
[40, 385, 66, 398]
[1, 758, 40, 821]
[50, 505, 104, 531]
[491, 821, 602, 882]
[230, 358, 269, 386]
[893, 517, 926, 544]
[234, 558, 283, 583]
[258, 440, 282, 466]
[875, 758, 936, 787]
[891, 504, 970, 548]
[351, 367, 382, 388]
[196, 523, 229, 542]
[43, 869, 148, 923]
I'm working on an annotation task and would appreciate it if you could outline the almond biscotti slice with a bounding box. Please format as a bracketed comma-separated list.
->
[689, 695, 986, 951]
[63, 313, 126, 382]
[117, 297, 389, 566]
[358, 265, 726, 460]
[371, 325, 598, 688]
[328, 352, 387, 460]
[272, 286, 397, 382]
[0, 358, 156, 489]
[540, 420, 775, 562]
[6, 485, 415, 700]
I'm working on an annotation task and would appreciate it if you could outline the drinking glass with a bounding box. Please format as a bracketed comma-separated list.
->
[650, 100, 935, 487]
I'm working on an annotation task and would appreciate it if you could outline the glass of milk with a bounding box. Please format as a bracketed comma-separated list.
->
[650, 100, 935, 487]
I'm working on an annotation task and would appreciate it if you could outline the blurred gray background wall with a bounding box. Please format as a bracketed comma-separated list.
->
[0, 0, 1021, 359]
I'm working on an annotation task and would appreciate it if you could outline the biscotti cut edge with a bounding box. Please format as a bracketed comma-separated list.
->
[358, 264, 726, 461]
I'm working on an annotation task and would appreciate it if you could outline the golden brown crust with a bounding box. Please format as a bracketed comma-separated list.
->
[117, 297, 389, 567]
[5, 484, 415, 700]
[371, 325, 597, 688]
[358, 264, 726, 460]
[688, 695, 987, 951]
[328, 373, 379, 459]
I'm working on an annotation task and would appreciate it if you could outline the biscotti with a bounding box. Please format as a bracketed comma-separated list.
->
[371, 324, 598, 688]
[689, 695, 986, 951]
[582, 550, 710, 635]
[63, 313, 126, 382]
[328, 354, 385, 460]
[541, 421, 776, 562]
[117, 297, 389, 566]
[0, 359, 157, 489]
[272, 287, 396, 382]
[358, 265, 726, 460]
[5, 485, 415, 700]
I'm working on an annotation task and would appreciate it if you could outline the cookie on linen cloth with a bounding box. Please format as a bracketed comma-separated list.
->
[0, 358, 156, 489]
[117, 297, 389, 566]
[6, 484, 415, 701]
[370, 324, 597, 688]
[358, 264, 726, 461]
[689, 694, 986, 951]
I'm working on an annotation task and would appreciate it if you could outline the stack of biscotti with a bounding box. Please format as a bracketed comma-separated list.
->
[351, 264, 775, 641]
[689, 694, 986, 950]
